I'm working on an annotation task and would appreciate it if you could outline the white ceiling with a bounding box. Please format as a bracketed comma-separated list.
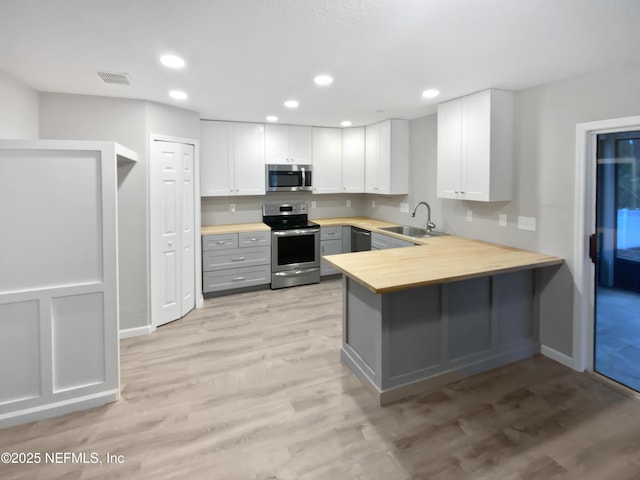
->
[1, 0, 639, 127]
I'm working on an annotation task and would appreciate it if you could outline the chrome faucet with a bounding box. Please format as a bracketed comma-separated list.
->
[411, 201, 436, 232]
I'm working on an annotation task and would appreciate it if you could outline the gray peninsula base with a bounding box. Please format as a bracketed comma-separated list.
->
[340, 270, 542, 405]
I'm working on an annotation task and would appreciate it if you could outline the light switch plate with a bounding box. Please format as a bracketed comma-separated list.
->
[311, 201, 317, 209]
[517, 216, 536, 231]
[346, 199, 351, 208]
[372, 200, 376, 208]
[466, 210, 473, 222]
[400, 202, 409, 213]
[229, 203, 236, 213]
[499, 214, 507, 227]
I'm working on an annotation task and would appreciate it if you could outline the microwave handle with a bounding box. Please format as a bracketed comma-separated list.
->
[301, 167, 306, 187]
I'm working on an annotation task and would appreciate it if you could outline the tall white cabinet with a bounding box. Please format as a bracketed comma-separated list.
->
[436, 89, 513, 201]
[200, 121, 265, 196]
[0, 140, 137, 427]
[342, 127, 365, 193]
[365, 119, 409, 195]
[312, 127, 343, 194]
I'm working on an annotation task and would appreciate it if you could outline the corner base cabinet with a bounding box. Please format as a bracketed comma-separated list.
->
[437, 89, 513, 202]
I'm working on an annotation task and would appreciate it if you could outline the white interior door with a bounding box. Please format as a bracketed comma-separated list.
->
[151, 139, 195, 326]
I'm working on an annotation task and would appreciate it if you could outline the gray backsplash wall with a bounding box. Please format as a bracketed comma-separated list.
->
[201, 192, 366, 225]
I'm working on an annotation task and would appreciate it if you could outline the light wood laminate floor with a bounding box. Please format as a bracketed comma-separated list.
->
[2, 279, 640, 479]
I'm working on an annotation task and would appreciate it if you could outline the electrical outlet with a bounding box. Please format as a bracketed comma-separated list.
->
[517, 216, 536, 231]
[499, 214, 507, 227]
[229, 203, 236, 213]
[466, 210, 473, 222]
[346, 199, 351, 208]
[311, 201, 317, 209]
[372, 200, 376, 208]
[400, 202, 409, 213]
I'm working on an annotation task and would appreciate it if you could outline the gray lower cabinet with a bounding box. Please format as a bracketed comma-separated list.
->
[371, 232, 414, 250]
[202, 230, 271, 293]
[321, 226, 343, 276]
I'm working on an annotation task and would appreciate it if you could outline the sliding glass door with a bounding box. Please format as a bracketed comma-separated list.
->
[594, 131, 640, 391]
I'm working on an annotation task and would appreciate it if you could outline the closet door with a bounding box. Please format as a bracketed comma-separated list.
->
[150, 139, 195, 326]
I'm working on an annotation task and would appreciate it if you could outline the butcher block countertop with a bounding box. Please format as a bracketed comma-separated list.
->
[313, 217, 564, 294]
[201, 222, 270, 236]
[200, 217, 563, 293]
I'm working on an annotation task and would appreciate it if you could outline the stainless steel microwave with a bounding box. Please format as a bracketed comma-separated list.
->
[265, 164, 312, 192]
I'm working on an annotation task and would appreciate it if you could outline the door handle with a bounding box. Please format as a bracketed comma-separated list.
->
[589, 233, 598, 264]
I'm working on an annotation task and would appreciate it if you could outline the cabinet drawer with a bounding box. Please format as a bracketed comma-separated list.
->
[321, 226, 342, 241]
[371, 232, 391, 250]
[203, 247, 270, 272]
[203, 265, 271, 293]
[202, 233, 238, 251]
[320, 239, 342, 276]
[238, 230, 271, 247]
[321, 239, 342, 256]
[389, 237, 414, 248]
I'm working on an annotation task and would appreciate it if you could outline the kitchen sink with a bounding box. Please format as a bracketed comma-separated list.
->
[380, 225, 446, 238]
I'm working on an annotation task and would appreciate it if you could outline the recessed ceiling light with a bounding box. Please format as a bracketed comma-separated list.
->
[169, 90, 187, 100]
[266, 115, 278, 122]
[284, 100, 299, 109]
[422, 89, 440, 99]
[314, 74, 334, 86]
[160, 55, 185, 68]
[341, 121, 352, 127]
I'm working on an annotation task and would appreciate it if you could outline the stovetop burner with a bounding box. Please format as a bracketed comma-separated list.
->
[262, 203, 318, 231]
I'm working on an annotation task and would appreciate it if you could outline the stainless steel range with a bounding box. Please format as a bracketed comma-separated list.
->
[262, 203, 320, 289]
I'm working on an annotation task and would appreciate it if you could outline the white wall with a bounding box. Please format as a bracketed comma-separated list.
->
[0, 70, 39, 139]
[366, 63, 640, 358]
[39, 94, 200, 331]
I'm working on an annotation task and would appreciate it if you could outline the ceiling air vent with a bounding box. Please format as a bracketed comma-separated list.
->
[97, 71, 131, 85]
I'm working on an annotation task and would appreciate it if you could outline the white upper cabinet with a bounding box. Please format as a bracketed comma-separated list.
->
[265, 124, 312, 164]
[436, 89, 513, 202]
[365, 119, 409, 195]
[342, 127, 365, 193]
[200, 121, 265, 196]
[312, 127, 343, 194]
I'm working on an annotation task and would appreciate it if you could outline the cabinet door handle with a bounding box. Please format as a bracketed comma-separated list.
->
[231, 276, 246, 282]
[231, 256, 245, 262]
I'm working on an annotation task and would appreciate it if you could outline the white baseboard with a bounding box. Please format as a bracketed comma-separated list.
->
[0, 391, 118, 429]
[119, 324, 155, 339]
[541, 345, 577, 370]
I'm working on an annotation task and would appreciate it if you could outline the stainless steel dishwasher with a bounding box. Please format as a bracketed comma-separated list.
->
[351, 227, 371, 252]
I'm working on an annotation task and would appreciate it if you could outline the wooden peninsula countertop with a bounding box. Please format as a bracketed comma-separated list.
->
[199, 217, 563, 294]
[313, 217, 564, 294]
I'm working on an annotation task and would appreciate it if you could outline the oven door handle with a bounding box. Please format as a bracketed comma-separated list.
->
[273, 228, 320, 236]
[273, 267, 319, 277]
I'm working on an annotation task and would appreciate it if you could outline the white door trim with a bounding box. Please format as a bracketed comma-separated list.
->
[149, 134, 203, 326]
[573, 115, 640, 372]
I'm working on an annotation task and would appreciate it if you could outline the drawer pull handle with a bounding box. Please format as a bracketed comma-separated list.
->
[232, 276, 246, 282]
[231, 257, 245, 262]
[216, 240, 227, 245]
[326, 232, 336, 235]
[250, 237, 260, 241]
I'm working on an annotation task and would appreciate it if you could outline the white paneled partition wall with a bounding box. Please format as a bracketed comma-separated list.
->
[0, 140, 137, 427]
